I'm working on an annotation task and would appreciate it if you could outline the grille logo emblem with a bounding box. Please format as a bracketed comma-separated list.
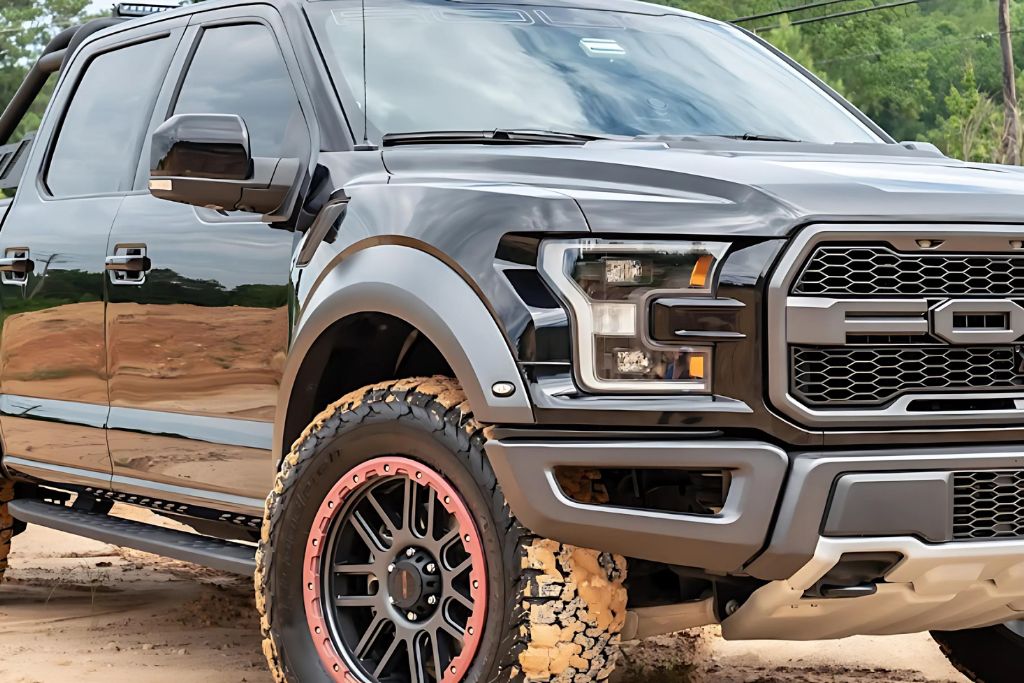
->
[931, 299, 1024, 345]
[787, 297, 1024, 346]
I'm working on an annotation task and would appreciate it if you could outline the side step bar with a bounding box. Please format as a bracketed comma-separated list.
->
[9, 499, 256, 575]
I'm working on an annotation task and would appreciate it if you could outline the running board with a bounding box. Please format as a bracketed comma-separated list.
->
[9, 498, 256, 575]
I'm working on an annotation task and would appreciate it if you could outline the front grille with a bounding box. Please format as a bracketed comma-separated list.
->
[953, 470, 1024, 540]
[778, 236, 1024, 418]
[791, 346, 1024, 406]
[794, 245, 1024, 297]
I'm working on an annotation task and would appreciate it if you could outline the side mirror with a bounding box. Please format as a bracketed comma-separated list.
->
[149, 113, 301, 217]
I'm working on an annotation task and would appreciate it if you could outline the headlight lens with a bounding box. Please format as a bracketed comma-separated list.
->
[538, 239, 730, 394]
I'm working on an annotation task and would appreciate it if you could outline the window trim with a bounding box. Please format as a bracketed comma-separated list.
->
[40, 31, 181, 201]
[163, 17, 315, 166]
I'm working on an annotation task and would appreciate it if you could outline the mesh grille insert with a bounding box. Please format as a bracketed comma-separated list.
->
[953, 470, 1024, 540]
[793, 245, 1024, 297]
[791, 346, 1024, 406]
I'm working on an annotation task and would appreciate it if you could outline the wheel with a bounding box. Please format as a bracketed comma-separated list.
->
[256, 377, 628, 683]
[933, 622, 1024, 682]
[0, 477, 16, 582]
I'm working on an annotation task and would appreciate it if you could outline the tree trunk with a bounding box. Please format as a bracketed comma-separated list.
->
[999, 0, 1020, 165]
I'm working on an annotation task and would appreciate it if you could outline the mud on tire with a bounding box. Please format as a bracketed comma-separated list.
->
[0, 478, 16, 582]
[255, 377, 627, 683]
[933, 624, 1024, 683]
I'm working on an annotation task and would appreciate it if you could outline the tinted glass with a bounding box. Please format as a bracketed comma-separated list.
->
[47, 38, 173, 197]
[174, 24, 307, 159]
[313, 1, 880, 144]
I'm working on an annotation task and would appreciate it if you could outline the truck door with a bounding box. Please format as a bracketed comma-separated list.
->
[104, 8, 312, 514]
[0, 25, 182, 488]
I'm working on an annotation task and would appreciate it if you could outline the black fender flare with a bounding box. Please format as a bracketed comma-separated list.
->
[274, 244, 534, 461]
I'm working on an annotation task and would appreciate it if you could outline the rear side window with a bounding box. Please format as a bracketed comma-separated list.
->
[173, 24, 308, 160]
[47, 38, 173, 198]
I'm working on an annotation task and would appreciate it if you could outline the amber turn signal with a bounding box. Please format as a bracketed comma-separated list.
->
[689, 253, 714, 288]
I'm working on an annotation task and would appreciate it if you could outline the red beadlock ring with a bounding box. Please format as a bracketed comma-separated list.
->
[303, 456, 488, 683]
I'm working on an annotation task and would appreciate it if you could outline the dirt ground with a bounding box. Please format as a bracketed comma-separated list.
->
[0, 514, 970, 683]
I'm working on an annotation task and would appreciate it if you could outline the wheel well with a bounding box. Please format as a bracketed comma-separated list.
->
[282, 312, 454, 457]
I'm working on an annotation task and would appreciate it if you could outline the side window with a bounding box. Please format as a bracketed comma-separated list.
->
[173, 24, 308, 160]
[47, 38, 173, 198]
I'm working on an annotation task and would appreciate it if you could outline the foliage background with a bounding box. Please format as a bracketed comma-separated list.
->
[0, 0, 1021, 162]
[1, 1, 89, 140]
[672, 0, 1024, 163]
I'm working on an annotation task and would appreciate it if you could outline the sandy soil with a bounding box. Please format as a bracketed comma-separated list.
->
[0, 514, 970, 683]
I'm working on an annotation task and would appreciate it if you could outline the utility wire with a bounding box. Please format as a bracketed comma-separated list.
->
[733, 0, 861, 24]
[753, 0, 936, 32]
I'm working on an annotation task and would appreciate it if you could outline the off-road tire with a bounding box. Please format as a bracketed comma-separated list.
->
[0, 478, 16, 582]
[256, 377, 628, 683]
[933, 624, 1024, 683]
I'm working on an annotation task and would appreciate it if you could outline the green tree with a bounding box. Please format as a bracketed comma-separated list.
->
[932, 62, 1000, 161]
[663, 0, 1024, 161]
[0, 0, 90, 140]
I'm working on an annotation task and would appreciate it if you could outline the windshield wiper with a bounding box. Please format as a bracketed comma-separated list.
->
[381, 129, 609, 147]
[633, 133, 805, 144]
[720, 133, 803, 142]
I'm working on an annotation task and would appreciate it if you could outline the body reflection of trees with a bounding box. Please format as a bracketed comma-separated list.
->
[111, 268, 289, 309]
[0, 267, 288, 321]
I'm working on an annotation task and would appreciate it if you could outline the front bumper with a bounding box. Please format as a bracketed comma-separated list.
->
[486, 437, 788, 574]
[487, 435, 1024, 576]
[724, 534, 1024, 640]
[487, 435, 1024, 638]
[747, 443, 1024, 580]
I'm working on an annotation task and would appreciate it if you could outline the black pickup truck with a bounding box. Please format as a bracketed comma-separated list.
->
[2, 1, 1024, 682]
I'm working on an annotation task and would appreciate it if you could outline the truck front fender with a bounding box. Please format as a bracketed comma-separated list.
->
[274, 244, 534, 461]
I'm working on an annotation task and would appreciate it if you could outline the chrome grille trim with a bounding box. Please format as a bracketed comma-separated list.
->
[768, 225, 1024, 427]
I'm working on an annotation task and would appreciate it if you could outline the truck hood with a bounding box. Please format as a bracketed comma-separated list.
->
[380, 140, 1024, 236]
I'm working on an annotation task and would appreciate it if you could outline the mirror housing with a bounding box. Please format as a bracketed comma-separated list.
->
[149, 113, 301, 217]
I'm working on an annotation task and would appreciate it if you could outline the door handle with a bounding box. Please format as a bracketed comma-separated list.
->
[105, 255, 152, 273]
[106, 245, 150, 285]
[0, 254, 34, 274]
[0, 248, 33, 286]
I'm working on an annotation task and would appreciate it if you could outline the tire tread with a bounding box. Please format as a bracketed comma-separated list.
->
[932, 625, 1024, 683]
[0, 479, 13, 582]
[256, 377, 626, 683]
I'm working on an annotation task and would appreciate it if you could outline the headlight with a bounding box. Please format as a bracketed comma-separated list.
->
[538, 239, 730, 394]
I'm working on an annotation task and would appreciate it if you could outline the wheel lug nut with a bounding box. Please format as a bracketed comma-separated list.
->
[407, 611, 418, 621]
[387, 563, 396, 573]
[427, 595, 437, 605]
[425, 563, 436, 573]
[406, 548, 416, 558]
[389, 596, 396, 605]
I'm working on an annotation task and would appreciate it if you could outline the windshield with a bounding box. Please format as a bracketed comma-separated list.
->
[309, 0, 882, 144]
